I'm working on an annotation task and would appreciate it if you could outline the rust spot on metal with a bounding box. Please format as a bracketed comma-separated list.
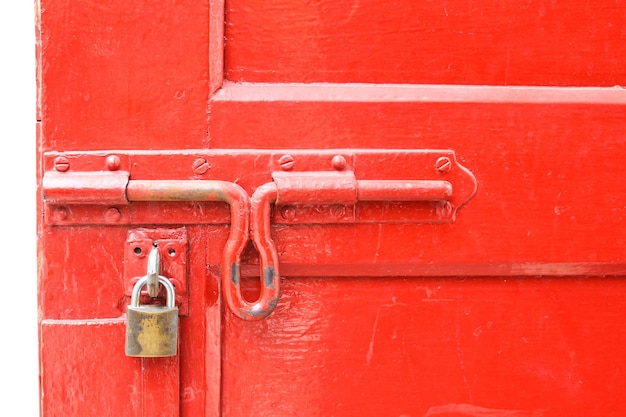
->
[263, 266, 276, 289]
[231, 262, 241, 286]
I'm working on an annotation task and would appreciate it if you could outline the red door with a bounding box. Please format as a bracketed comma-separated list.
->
[38, 1, 626, 417]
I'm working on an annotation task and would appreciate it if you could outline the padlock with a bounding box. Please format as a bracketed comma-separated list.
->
[125, 275, 178, 357]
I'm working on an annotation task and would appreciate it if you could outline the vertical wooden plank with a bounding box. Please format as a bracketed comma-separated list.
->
[41, 320, 142, 417]
[209, 0, 225, 95]
[143, 357, 180, 417]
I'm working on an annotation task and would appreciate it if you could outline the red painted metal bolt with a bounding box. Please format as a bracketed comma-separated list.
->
[435, 156, 452, 174]
[278, 155, 295, 171]
[105, 155, 121, 171]
[436, 201, 454, 217]
[53, 206, 69, 221]
[192, 158, 210, 175]
[331, 155, 347, 171]
[280, 206, 296, 221]
[330, 204, 347, 219]
[104, 207, 122, 222]
[54, 156, 70, 172]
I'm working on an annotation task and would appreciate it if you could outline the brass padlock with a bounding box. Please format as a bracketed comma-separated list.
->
[125, 275, 178, 357]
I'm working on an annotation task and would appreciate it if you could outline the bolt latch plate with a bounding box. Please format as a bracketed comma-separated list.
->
[123, 228, 189, 315]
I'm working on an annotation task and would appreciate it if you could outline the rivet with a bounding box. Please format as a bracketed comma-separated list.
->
[104, 207, 122, 223]
[278, 155, 295, 171]
[105, 155, 121, 171]
[331, 155, 347, 171]
[192, 158, 210, 175]
[280, 206, 296, 221]
[53, 206, 69, 221]
[54, 156, 70, 172]
[435, 156, 452, 174]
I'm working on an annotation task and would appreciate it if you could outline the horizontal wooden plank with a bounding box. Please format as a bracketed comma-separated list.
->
[224, 276, 626, 417]
[214, 82, 626, 104]
[225, 0, 626, 86]
[211, 83, 626, 275]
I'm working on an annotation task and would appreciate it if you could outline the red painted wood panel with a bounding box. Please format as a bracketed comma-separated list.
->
[224, 0, 626, 86]
[38, 0, 626, 416]
[41, 320, 186, 417]
[224, 277, 626, 417]
[211, 83, 626, 276]
[38, 226, 219, 416]
[38, 0, 214, 151]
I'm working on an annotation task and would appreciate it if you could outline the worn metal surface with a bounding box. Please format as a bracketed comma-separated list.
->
[126, 276, 179, 357]
[41, 150, 477, 226]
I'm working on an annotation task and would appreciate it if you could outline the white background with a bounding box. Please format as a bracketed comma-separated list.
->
[1, 1, 39, 416]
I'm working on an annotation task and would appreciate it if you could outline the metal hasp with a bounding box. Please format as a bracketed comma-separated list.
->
[42, 172, 251, 323]
[125, 180, 250, 323]
[41, 150, 477, 321]
[246, 159, 477, 320]
[124, 228, 190, 315]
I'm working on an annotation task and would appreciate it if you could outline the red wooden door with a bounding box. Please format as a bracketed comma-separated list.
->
[38, 1, 626, 417]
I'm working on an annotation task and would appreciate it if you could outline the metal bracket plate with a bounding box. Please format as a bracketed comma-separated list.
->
[42, 149, 477, 226]
[123, 228, 189, 315]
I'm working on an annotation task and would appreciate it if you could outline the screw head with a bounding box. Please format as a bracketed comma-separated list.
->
[105, 155, 121, 171]
[278, 155, 295, 171]
[192, 158, 210, 175]
[331, 155, 347, 171]
[436, 201, 454, 218]
[435, 156, 452, 174]
[330, 204, 347, 219]
[280, 206, 296, 221]
[53, 206, 69, 221]
[104, 207, 122, 222]
[54, 156, 70, 172]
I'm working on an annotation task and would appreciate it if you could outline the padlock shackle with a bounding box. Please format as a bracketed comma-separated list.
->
[130, 275, 176, 308]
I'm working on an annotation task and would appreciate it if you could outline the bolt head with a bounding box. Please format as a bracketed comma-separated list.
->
[331, 155, 347, 171]
[280, 206, 296, 221]
[104, 207, 122, 222]
[105, 155, 121, 171]
[53, 206, 69, 221]
[436, 201, 454, 218]
[330, 204, 347, 219]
